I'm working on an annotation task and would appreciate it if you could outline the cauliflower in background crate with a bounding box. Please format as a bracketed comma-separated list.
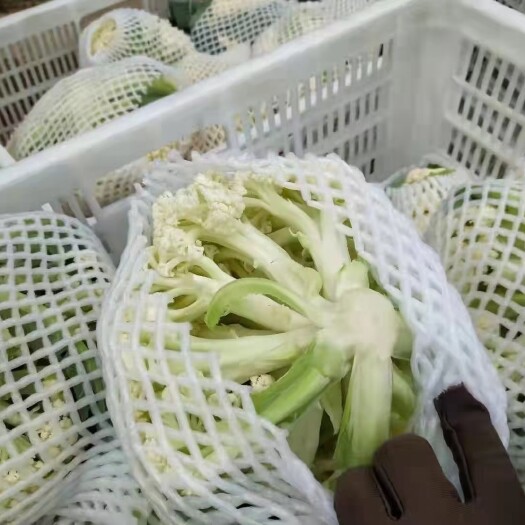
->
[426, 179, 525, 485]
[252, 0, 379, 56]
[384, 159, 471, 235]
[191, 0, 288, 55]
[79, 8, 195, 68]
[252, 2, 328, 56]
[6, 57, 195, 209]
[7, 57, 188, 161]
[323, 0, 379, 18]
[177, 45, 251, 83]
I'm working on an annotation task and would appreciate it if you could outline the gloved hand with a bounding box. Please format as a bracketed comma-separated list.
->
[334, 385, 525, 524]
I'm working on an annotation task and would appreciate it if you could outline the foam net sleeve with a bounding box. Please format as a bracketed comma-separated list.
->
[7, 57, 190, 161]
[0, 212, 115, 524]
[39, 438, 157, 525]
[191, 0, 289, 55]
[252, 0, 377, 56]
[79, 8, 195, 68]
[99, 154, 507, 524]
[385, 163, 471, 235]
[426, 178, 525, 485]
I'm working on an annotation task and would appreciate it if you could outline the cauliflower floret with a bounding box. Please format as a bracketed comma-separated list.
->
[250, 374, 275, 393]
[171, 172, 246, 232]
[155, 227, 203, 271]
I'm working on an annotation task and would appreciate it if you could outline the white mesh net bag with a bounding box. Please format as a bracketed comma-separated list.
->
[425, 178, 525, 484]
[0, 211, 115, 524]
[40, 439, 156, 525]
[251, 0, 378, 56]
[172, 49, 253, 156]
[252, 2, 328, 57]
[322, 0, 379, 18]
[7, 57, 189, 161]
[177, 47, 249, 84]
[79, 8, 195, 68]
[190, 0, 289, 55]
[99, 154, 507, 524]
[384, 158, 471, 235]
[6, 57, 190, 209]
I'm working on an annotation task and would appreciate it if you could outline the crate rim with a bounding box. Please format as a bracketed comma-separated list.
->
[0, 0, 412, 212]
[0, 0, 523, 215]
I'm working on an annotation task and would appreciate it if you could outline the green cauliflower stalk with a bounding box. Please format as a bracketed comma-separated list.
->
[144, 170, 416, 480]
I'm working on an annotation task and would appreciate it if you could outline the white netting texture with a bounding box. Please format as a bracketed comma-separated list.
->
[191, 0, 289, 55]
[251, 0, 376, 56]
[7, 57, 189, 161]
[0, 212, 115, 524]
[384, 162, 471, 235]
[425, 179, 525, 484]
[323, 0, 379, 18]
[177, 48, 247, 84]
[79, 8, 195, 68]
[252, 2, 329, 56]
[100, 154, 507, 525]
[40, 439, 156, 525]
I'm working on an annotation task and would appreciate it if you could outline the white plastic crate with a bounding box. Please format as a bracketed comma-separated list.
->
[1, 0, 525, 259]
[0, 0, 170, 144]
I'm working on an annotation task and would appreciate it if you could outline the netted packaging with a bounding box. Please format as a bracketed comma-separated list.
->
[251, 0, 377, 56]
[7, 57, 189, 161]
[252, 2, 328, 57]
[100, 154, 507, 524]
[384, 160, 471, 235]
[40, 439, 156, 525]
[178, 47, 250, 84]
[0, 212, 115, 524]
[323, 0, 378, 18]
[425, 179, 525, 485]
[173, 49, 252, 156]
[79, 8, 195, 68]
[191, 0, 289, 55]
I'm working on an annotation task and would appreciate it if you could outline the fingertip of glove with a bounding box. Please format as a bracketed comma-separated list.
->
[335, 466, 371, 496]
[374, 433, 432, 463]
[434, 384, 489, 424]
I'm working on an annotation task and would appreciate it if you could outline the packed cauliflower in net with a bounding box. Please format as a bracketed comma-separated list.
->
[191, 0, 289, 55]
[100, 154, 507, 524]
[79, 8, 195, 67]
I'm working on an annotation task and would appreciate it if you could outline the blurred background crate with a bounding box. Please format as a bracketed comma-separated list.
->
[0, 0, 169, 143]
[497, 0, 525, 12]
[0, 0, 50, 16]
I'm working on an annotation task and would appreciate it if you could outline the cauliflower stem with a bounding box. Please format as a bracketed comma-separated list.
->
[144, 169, 416, 478]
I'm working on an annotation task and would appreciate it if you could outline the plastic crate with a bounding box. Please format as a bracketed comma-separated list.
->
[0, 0, 169, 144]
[1, 0, 525, 260]
[497, 0, 525, 13]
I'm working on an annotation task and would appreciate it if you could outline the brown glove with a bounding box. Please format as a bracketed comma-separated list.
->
[334, 385, 525, 524]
